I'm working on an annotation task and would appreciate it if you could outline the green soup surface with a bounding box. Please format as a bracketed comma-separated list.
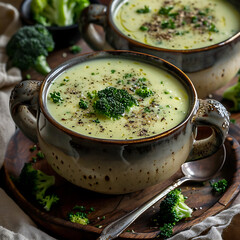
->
[113, 0, 240, 50]
[47, 58, 189, 140]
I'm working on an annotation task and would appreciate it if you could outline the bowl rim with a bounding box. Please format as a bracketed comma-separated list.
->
[108, 0, 240, 53]
[39, 50, 197, 144]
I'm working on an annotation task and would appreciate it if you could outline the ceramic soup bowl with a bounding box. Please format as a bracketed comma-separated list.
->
[79, 0, 240, 98]
[10, 51, 229, 194]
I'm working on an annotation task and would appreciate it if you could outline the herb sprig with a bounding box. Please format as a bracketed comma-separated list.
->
[136, 5, 150, 14]
[50, 91, 63, 103]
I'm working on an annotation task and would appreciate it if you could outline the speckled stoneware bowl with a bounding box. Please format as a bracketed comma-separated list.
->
[10, 51, 230, 194]
[79, 0, 240, 98]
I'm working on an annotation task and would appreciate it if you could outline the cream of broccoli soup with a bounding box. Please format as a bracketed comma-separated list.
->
[113, 0, 240, 50]
[47, 58, 189, 140]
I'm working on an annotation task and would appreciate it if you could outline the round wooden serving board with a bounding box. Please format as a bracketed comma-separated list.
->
[3, 125, 240, 240]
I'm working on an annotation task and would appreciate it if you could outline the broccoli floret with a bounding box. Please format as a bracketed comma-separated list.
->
[50, 91, 64, 103]
[18, 163, 58, 211]
[135, 87, 154, 98]
[158, 189, 193, 224]
[6, 25, 54, 75]
[68, 211, 89, 225]
[223, 77, 240, 112]
[154, 189, 192, 237]
[93, 87, 138, 119]
[87, 90, 97, 99]
[69, 45, 82, 54]
[41, 194, 59, 211]
[67, 205, 94, 225]
[73, 205, 86, 211]
[79, 99, 88, 109]
[210, 179, 228, 194]
[158, 223, 174, 239]
[31, 0, 90, 27]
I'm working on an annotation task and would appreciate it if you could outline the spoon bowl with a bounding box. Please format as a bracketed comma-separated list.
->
[181, 145, 226, 181]
[98, 145, 226, 240]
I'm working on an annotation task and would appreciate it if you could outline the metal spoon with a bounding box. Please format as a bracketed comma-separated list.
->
[98, 145, 226, 240]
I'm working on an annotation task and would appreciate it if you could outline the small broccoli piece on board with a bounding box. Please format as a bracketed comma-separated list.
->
[41, 194, 59, 211]
[69, 45, 82, 54]
[6, 24, 54, 75]
[68, 211, 89, 225]
[67, 205, 95, 225]
[210, 179, 228, 194]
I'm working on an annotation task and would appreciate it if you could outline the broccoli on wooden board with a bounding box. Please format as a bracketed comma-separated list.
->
[18, 163, 58, 211]
[67, 205, 95, 225]
[154, 189, 192, 238]
[6, 24, 54, 75]
[68, 211, 89, 225]
[158, 188, 192, 224]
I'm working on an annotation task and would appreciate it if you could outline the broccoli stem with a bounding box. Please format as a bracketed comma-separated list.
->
[175, 202, 193, 218]
[34, 55, 51, 75]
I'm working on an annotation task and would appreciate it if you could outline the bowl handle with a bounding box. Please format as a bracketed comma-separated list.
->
[10, 80, 41, 143]
[79, 4, 113, 50]
[188, 99, 230, 160]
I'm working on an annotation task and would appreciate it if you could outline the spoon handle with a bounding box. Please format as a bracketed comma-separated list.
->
[98, 176, 189, 240]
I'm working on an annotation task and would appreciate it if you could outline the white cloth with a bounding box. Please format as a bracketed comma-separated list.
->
[0, 189, 56, 240]
[171, 204, 240, 240]
[0, 2, 21, 167]
[0, 2, 240, 240]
